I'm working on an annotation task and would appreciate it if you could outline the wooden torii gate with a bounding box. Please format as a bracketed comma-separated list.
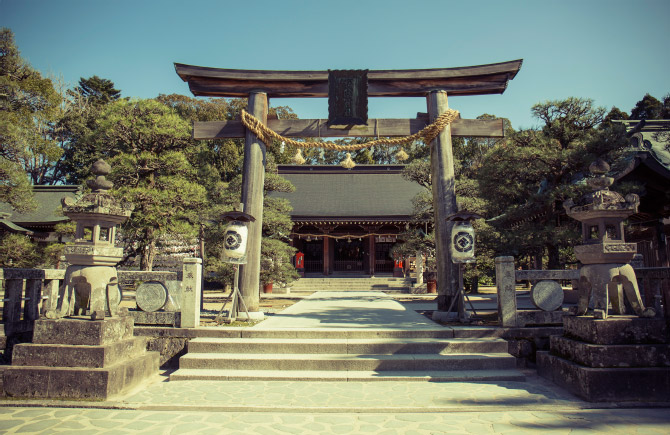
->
[175, 60, 522, 319]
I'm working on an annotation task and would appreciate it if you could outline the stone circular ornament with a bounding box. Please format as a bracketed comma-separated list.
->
[531, 280, 564, 312]
[136, 281, 168, 312]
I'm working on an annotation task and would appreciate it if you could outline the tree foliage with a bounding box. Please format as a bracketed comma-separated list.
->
[0, 28, 63, 211]
[75, 75, 121, 106]
[478, 97, 629, 268]
[88, 98, 207, 270]
[630, 93, 663, 120]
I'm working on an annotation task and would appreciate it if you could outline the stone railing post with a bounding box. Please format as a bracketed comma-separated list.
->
[495, 256, 518, 327]
[415, 251, 424, 286]
[42, 269, 66, 316]
[181, 258, 202, 328]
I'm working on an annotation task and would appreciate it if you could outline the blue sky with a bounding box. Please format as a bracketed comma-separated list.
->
[2, 0, 668, 130]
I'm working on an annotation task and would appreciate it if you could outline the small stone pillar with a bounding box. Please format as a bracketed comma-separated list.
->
[181, 258, 202, 327]
[415, 252, 424, 286]
[495, 256, 518, 327]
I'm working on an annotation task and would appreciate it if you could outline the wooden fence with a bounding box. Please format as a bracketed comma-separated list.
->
[0, 268, 65, 337]
[1, 269, 178, 339]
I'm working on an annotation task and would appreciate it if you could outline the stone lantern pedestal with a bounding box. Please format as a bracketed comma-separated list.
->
[563, 159, 654, 320]
[3, 160, 159, 400]
[537, 159, 668, 402]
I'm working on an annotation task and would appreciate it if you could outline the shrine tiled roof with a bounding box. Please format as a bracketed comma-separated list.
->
[0, 185, 80, 226]
[273, 165, 423, 221]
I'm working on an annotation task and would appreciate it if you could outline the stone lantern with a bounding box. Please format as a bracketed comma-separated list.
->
[47, 159, 133, 319]
[563, 159, 654, 319]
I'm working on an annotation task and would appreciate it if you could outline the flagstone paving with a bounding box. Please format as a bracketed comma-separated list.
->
[0, 291, 668, 433]
[0, 405, 668, 434]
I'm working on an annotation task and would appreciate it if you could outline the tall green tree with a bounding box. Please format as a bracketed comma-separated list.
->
[478, 97, 629, 269]
[630, 93, 663, 120]
[56, 75, 124, 184]
[0, 28, 62, 209]
[90, 98, 207, 270]
[75, 75, 121, 106]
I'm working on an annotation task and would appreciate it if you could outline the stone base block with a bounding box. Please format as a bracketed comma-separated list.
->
[130, 310, 181, 327]
[564, 315, 669, 345]
[235, 311, 265, 321]
[537, 351, 670, 402]
[2, 351, 159, 400]
[550, 336, 670, 368]
[431, 311, 469, 323]
[11, 337, 148, 368]
[33, 316, 134, 346]
[516, 310, 569, 327]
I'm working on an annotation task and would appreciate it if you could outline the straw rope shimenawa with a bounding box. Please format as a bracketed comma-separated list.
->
[240, 108, 460, 152]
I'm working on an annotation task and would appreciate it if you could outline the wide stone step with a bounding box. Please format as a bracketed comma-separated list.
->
[290, 279, 412, 292]
[11, 337, 148, 368]
[141, 327, 503, 340]
[178, 352, 517, 371]
[187, 337, 509, 355]
[3, 351, 159, 400]
[290, 286, 410, 291]
[170, 368, 526, 382]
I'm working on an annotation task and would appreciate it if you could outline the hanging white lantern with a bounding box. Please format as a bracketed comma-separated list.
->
[451, 221, 476, 263]
[223, 220, 248, 260]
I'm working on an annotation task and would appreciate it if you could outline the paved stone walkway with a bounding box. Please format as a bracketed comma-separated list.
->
[0, 291, 669, 433]
[1, 405, 669, 434]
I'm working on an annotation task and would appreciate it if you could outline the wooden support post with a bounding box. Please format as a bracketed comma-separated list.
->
[24, 278, 42, 323]
[4, 279, 23, 336]
[427, 90, 460, 312]
[238, 92, 268, 316]
[368, 236, 375, 277]
[323, 237, 330, 275]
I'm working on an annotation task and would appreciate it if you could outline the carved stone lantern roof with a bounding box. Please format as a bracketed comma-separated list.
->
[62, 160, 132, 224]
[563, 159, 638, 264]
[62, 159, 133, 266]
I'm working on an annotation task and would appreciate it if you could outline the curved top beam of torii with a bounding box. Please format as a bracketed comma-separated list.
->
[174, 59, 523, 98]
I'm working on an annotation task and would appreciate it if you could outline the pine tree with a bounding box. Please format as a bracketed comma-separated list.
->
[478, 97, 629, 269]
[0, 28, 62, 209]
[75, 75, 121, 105]
[90, 98, 207, 270]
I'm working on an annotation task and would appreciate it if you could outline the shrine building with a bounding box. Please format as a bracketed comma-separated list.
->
[272, 164, 424, 276]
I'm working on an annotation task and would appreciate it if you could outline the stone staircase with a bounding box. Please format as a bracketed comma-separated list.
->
[170, 328, 524, 382]
[290, 277, 412, 293]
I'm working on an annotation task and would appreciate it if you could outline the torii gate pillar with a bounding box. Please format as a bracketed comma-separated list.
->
[427, 91, 461, 314]
[238, 92, 267, 319]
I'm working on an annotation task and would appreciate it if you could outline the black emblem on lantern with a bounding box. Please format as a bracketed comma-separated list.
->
[224, 231, 242, 250]
[454, 232, 474, 253]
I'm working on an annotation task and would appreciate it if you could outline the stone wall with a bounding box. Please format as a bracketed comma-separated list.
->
[501, 326, 563, 366]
